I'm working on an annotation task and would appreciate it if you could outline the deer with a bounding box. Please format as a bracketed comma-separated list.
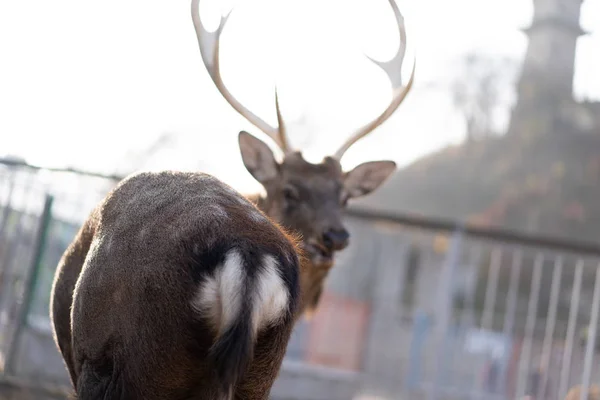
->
[49, 0, 414, 397]
[50, 171, 303, 399]
[191, 0, 415, 315]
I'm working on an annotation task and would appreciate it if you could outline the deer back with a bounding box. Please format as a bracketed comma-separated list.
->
[51, 171, 302, 400]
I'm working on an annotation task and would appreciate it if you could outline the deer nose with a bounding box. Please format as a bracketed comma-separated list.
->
[322, 228, 350, 251]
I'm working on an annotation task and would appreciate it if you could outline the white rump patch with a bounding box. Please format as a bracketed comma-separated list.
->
[191, 250, 244, 334]
[252, 255, 289, 333]
[191, 250, 289, 338]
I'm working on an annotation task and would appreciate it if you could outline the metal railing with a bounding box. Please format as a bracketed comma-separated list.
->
[2, 159, 600, 399]
[0, 160, 116, 398]
[342, 209, 600, 400]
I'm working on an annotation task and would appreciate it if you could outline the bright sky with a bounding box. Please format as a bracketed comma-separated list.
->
[1, 0, 599, 194]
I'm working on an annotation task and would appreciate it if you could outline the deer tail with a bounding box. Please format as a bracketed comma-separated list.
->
[192, 246, 297, 397]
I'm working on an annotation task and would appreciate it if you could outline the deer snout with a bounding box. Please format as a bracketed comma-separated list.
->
[322, 228, 350, 251]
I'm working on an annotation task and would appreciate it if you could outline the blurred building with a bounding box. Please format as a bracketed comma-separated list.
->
[363, 0, 600, 243]
[510, 0, 600, 136]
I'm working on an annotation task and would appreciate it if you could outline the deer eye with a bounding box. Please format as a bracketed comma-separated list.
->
[283, 185, 299, 203]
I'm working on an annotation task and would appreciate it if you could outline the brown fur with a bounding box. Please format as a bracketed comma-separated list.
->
[238, 131, 397, 314]
[50, 171, 302, 399]
[50, 141, 395, 397]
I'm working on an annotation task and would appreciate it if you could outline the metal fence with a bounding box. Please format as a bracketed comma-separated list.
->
[1, 159, 600, 399]
[0, 160, 118, 399]
[336, 211, 600, 400]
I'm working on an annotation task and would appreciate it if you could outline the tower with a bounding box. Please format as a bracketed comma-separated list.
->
[518, 0, 586, 102]
[509, 0, 587, 135]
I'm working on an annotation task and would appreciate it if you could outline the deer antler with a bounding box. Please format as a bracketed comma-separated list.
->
[191, 0, 291, 153]
[332, 0, 415, 161]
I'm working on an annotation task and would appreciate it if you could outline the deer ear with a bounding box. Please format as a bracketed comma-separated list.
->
[238, 131, 279, 184]
[344, 160, 397, 199]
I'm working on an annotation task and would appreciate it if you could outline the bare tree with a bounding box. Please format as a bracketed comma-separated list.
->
[450, 52, 517, 141]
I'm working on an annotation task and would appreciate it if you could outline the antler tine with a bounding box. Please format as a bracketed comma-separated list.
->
[191, 0, 292, 153]
[333, 0, 415, 161]
[274, 88, 291, 152]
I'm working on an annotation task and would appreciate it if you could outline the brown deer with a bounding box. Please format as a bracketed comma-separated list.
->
[49, 0, 413, 398]
[191, 0, 415, 315]
[50, 171, 303, 399]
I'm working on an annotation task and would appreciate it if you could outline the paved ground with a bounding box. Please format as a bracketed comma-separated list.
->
[0, 376, 69, 400]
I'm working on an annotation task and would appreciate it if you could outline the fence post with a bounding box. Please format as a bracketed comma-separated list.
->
[4, 194, 54, 376]
[428, 227, 464, 400]
[357, 231, 409, 398]
[0, 171, 16, 236]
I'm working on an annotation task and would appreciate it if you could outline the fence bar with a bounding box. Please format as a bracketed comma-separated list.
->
[515, 253, 544, 398]
[3, 194, 54, 375]
[0, 172, 16, 236]
[427, 229, 464, 400]
[347, 207, 600, 257]
[537, 256, 563, 399]
[470, 248, 502, 399]
[450, 244, 482, 391]
[481, 248, 502, 330]
[0, 172, 43, 331]
[0, 158, 123, 182]
[558, 259, 584, 399]
[498, 249, 522, 396]
[463, 245, 483, 328]
[359, 232, 408, 398]
[579, 264, 600, 400]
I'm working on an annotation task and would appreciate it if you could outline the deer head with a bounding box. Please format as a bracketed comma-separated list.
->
[191, 0, 414, 312]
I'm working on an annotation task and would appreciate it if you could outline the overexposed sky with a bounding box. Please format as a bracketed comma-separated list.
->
[0, 0, 599, 193]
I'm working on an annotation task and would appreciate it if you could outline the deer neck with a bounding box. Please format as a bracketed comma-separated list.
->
[244, 191, 331, 317]
[298, 264, 331, 317]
